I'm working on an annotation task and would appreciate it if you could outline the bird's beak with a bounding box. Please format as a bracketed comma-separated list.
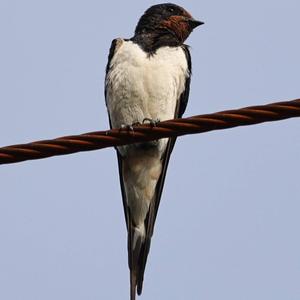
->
[188, 18, 205, 29]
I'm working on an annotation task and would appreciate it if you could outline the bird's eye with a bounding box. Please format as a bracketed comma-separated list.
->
[168, 7, 174, 12]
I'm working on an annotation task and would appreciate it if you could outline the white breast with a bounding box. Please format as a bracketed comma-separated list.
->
[106, 40, 189, 129]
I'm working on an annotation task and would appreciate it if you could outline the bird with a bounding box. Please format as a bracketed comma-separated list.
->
[105, 3, 203, 299]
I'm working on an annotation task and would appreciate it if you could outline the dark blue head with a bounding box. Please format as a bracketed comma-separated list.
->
[135, 3, 204, 42]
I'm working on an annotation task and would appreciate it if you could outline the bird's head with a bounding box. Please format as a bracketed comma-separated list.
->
[135, 3, 204, 43]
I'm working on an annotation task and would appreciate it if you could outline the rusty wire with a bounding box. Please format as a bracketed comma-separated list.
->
[1, 98, 300, 165]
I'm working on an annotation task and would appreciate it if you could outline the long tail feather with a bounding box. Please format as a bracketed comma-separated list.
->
[137, 236, 151, 295]
[129, 224, 146, 300]
[130, 271, 137, 300]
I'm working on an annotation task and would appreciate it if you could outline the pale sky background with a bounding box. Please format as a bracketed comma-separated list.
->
[0, 1, 300, 299]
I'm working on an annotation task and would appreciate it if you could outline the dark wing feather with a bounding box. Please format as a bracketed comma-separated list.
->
[177, 45, 191, 118]
[146, 44, 191, 233]
[105, 38, 130, 229]
[137, 45, 192, 293]
[105, 38, 122, 105]
[105, 39, 138, 299]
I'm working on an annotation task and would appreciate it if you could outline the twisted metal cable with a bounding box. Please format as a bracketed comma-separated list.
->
[1, 98, 300, 165]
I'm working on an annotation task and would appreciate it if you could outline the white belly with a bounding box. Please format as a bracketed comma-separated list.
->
[105, 40, 189, 223]
[106, 40, 189, 129]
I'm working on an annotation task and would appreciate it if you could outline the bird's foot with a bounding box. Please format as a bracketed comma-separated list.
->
[142, 118, 160, 127]
[120, 122, 141, 132]
[120, 124, 134, 131]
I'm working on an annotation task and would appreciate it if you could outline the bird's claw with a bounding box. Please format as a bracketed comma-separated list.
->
[120, 121, 141, 132]
[120, 124, 134, 131]
[142, 118, 160, 127]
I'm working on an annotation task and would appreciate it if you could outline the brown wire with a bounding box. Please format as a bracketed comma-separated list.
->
[1, 98, 300, 165]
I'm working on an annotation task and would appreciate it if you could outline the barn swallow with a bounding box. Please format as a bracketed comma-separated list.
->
[105, 3, 203, 299]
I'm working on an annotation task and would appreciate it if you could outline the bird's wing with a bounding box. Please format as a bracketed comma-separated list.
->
[145, 44, 191, 235]
[137, 45, 192, 293]
[105, 38, 130, 229]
